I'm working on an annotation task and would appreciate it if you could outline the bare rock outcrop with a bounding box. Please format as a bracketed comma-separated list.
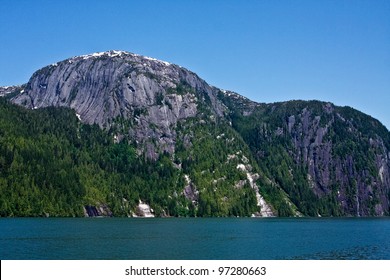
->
[11, 50, 226, 159]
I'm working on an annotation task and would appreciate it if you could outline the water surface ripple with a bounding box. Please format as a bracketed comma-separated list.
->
[0, 218, 389, 260]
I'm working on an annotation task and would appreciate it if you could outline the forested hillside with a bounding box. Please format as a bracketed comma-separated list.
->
[0, 98, 179, 216]
[1, 50, 389, 217]
[0, 98, 288, 217]
[223, 97, 390, 216]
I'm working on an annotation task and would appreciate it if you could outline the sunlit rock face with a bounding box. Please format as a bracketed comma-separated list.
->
[11, 50, 225, 159]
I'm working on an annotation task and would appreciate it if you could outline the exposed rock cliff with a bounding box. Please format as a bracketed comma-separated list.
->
[0, 85, 23, 97]
[84, 204, 112, 217]
[11, 50, 225, 158]
[285, 103, 390, 216]
[227, 99, 390, 216]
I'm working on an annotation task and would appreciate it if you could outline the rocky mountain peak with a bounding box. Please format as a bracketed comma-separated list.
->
[65, 50, 174, 70]
[10, 50, 226, 158]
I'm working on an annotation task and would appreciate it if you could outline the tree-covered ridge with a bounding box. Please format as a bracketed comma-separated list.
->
[0, 97, 295, 217]
[227, 99, 390, 216]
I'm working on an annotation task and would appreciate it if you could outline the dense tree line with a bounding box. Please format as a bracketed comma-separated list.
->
[0, 98, 184, 217]
[5, 94, 383, 218]
[1, 97, 288, 217]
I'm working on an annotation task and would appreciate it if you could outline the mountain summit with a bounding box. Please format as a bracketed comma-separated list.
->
[1, 50, 389, 217]
[11, 50, 225, 158]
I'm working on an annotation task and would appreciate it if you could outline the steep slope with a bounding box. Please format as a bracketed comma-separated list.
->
[220, 94, 390, 216]
[0, 97, 177, 217]
[0, 97, 283, 217]
[10, 50, 225, 158]
[1, 51, 290, 217]
[1, 50, 390, 217]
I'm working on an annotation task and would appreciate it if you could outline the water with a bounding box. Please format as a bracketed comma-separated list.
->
[0, 218, 389, 260]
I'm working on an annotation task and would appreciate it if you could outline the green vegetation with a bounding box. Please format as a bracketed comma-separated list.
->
[166, 80, 196, 96]
[228, 99, 389, 216]
[175, 112, 295, 217]
[175, 119, 256, 217]
[1, 92, 389, 217]
[0, 96, 290, 217]
[0, 98, 183, 217]
[230, 102, 327, 216]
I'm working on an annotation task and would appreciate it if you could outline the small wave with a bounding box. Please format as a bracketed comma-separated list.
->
[290, 245, 387, 260]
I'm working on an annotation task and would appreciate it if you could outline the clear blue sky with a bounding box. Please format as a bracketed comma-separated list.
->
[1, 0, 389, 129]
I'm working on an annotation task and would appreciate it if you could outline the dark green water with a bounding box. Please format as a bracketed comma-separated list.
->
[0, 218, 389, 260]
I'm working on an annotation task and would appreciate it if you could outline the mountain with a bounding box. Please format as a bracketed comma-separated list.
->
[1, 50, 389, 217]
[222, 97, 390, 216]
[9, 50, 225, 159]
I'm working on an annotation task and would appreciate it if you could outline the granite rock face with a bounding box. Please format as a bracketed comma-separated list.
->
[0, 85, 23, 97]
[84, 204, 112, 217]
[226, 98, 390, 216]
[287, 104, 390, 216]
[11, 51, 225, 158]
